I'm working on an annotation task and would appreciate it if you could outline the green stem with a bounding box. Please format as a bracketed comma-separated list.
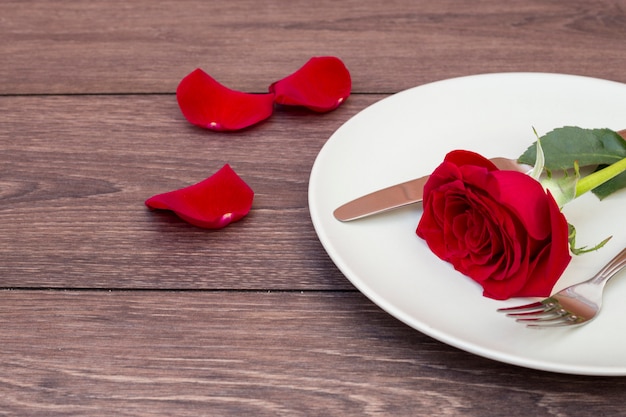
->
[575, 156, 626, 197]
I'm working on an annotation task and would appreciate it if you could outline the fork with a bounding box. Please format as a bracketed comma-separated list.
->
[497, 247, 626, 328]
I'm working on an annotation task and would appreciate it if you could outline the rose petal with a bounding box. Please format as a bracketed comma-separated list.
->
[444, 150, 499, 171]
[505, 190, 571, 297]
[269, 56, 351, 112]
[489, 170, 554, 240]
[145, 164, 254, 229]
[176, 68, 274, 131]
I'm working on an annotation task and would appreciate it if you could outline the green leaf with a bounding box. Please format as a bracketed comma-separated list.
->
[519, 126, 626, 199]
[519, 126, 626, 169]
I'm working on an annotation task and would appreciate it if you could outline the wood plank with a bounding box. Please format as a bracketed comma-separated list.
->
[0, 94, 385, 289]
[1, 290, 626, 416]
[2, 0, 626, 95]
[6, 2, 626, 415]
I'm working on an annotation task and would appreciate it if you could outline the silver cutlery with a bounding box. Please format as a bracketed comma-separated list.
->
[498, 247, 626, 328]
[333, 157, 527, 221]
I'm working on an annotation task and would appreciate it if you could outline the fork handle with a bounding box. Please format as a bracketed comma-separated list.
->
[589, 247, 626, 286]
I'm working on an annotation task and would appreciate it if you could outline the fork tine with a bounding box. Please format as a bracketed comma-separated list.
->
[514, 311, 570, 323]
[525, 315, 586, 328]
[504, 307, 561, 318]
[497, 301, 545, 313]
[503, 302, 563, 317]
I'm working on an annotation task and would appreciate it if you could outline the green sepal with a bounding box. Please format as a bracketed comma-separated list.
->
[541, 162, 579, 208]
[568, 223, 612, 255]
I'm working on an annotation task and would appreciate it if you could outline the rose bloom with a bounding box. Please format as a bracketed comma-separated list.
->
[416, 150, 571, 300]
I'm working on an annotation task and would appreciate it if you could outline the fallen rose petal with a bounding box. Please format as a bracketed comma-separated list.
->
[145, 164, 254, 229]
[269, 56, 351, 112]
[176, 68, 275, 131]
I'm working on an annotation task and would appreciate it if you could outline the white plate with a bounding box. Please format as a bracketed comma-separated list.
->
[309, 73, 626, 375]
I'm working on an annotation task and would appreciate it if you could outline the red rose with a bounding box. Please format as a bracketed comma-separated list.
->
[416, 150, 571, 300]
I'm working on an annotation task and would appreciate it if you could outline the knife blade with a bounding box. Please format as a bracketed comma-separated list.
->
[333, 174, 430, 221]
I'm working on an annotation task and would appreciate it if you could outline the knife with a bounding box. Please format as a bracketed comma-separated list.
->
[333, 157, 528, 222]
[333, 175, 430, 221]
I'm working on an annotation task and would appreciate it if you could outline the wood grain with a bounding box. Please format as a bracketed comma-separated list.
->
[2, 0, 626, 95]
[0, 94, 384, 289]
[3, 1, 626, 415]
[2, 290, 626, 417]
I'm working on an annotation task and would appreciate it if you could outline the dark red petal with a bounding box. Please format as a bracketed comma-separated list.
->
[269, 56, 351, 112]
[507, 190, 571, 297]
[444, 150, 499, 171]
[176, 68, 275, 131]
[145, 164, 254, 229]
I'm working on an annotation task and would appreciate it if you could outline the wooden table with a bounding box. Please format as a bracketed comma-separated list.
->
[2, 1, 626, 415]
